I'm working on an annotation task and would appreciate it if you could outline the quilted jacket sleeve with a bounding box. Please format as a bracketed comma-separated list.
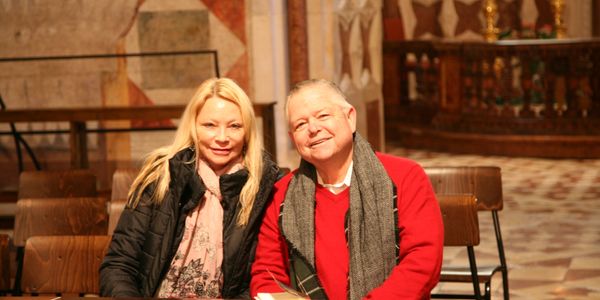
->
[99, 188, 154, 297]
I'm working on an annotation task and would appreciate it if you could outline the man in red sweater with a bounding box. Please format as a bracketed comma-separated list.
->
[251, 79, 443, 299]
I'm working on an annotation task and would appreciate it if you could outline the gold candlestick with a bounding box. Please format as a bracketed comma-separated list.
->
[550, 0, 566, 38]
[483, 0, 499, 42]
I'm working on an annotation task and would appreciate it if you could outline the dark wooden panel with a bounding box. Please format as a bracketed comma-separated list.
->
[18, 170, 97, 199]
[0, 105, 185, 123]
[437, 194, 479, 247]
[0, 234, 9, 291]
[254, 103, 277, 158]
[383, 39, 600, 158]
[1, 103, 278, 168]
[425, 166, 503, 211]
[387, 123, 600, 159]
[595, 0, 600, 37]
[0, 104, 273, 125]
[14, 197, 108, 247]
[21, 235, 111, 294]
[0, 217, 14, 231]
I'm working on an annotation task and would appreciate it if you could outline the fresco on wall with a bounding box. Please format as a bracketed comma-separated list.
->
[0, 0, 249, 190]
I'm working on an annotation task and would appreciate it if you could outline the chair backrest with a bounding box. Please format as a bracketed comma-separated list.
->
[18, 170, 97, 199]
[428, 167, 509, 300]
[13, 197, 108, 247]
[437, 194, 480, 246]
[110, 168, 138, 201]
[435, 194, 483, 298]
[0, 234, 9, 291]
[425, 166, 503, 211]
[21, 235, 111, 295]
[108, 199, 127, 235]
[108, 168, 138, 235]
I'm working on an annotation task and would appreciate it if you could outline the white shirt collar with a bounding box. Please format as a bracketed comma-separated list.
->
[317, 161, 353, 193]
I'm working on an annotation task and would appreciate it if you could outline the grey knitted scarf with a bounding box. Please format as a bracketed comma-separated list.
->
[280, 133, 397, 299]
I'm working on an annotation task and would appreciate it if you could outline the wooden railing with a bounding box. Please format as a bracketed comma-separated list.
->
[0, 103, 276, 169]
[383, 39, 600, 158]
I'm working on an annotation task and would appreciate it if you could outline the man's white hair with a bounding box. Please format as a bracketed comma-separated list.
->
[285, 78, 353, 124]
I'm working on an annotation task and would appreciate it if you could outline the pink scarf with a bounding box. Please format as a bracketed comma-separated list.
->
[157, 158, 243, 298]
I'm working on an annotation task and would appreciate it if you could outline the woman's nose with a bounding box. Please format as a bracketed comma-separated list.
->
[215, 127, 229, 142]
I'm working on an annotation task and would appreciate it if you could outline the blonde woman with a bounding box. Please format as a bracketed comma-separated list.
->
[100, 78, 279, 298]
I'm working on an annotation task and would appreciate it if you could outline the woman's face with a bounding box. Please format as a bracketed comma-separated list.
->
[195, 96, 245, 175]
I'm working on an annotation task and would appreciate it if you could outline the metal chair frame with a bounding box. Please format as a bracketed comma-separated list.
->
[426, 166, 509, 300]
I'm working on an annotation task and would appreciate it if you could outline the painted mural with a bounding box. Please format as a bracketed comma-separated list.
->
[0, 0, 249, 190]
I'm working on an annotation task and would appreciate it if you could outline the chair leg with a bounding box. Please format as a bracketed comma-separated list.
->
[467, 246, 483, 300]
[484, 280, 491, 300]
[12, 247, 23, 296]
[502, 267, 509, 300]
[492, 211, 510, 300]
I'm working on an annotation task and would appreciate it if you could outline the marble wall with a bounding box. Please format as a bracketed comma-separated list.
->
[248, 1, 290, 167]
[0, 0, 259, 189]
[304, 0, 386, 152]
[384, 0, 592, 41]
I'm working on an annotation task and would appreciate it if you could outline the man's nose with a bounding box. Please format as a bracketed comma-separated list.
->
[307, 119, 320, 133]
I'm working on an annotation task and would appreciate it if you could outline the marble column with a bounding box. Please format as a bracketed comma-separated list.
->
[287, 0, 310, 86]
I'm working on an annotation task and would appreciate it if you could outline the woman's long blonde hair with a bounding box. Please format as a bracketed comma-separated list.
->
[127, 77, 264, 226]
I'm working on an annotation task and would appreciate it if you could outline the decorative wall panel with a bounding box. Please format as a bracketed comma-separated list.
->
[392, 0, 591, 41]
[0, 0, 251, 190]
[343, 0, 384, 151]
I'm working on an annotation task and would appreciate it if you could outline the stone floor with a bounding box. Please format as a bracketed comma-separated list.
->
[387, 146, 600, 300]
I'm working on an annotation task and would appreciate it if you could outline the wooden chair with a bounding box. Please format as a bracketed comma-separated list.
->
[18, 170, 97, 199]
[21, 235, 111, 295]
[110, 168, 138, 201]
[13, 197, 108, 247]
[433, 194, 482, 300]
[12, 197, 108, 294]
[0, 234, 10, 294]
[108, 168, 138, 235]
[425, 166, 508, 300]
[108, 199, 127, 235]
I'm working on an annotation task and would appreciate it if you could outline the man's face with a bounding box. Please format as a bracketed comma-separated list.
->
[287, 86, 356, 167]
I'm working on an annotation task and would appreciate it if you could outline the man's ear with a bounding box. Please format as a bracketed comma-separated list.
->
[347, 107, 357, 132]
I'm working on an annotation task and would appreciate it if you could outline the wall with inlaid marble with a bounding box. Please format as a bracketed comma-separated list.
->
[383, 0, 592, 41]
[0, 0, 271, 190]
[304, 0, 386, 152]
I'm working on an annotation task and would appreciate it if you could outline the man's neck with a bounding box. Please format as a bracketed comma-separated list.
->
[315, 150, 353, 184]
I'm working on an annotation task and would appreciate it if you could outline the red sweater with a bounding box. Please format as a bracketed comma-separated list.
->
[251, 153, 444, 299]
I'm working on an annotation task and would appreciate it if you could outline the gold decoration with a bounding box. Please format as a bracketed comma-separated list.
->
[483, 0, 499, 42]
[550, 0, 566, 38]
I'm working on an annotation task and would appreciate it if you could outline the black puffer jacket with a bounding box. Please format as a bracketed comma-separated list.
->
[99, 147, 278, 298]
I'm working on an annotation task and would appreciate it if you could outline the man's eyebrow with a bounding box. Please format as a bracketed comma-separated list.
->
[290, 116, 304, 125]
